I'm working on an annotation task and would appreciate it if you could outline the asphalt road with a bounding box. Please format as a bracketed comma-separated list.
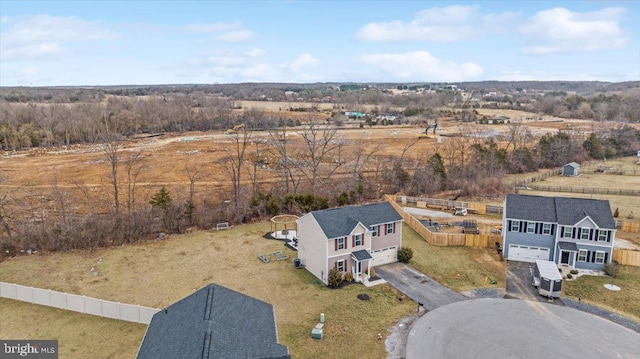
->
[406, 298, 640, 359]
[374, 263, 466, 311]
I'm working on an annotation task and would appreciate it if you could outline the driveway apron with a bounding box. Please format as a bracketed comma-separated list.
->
[374, 262, 466, 311]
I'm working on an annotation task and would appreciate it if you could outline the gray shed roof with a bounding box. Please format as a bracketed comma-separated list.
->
[505, 194, 615, 229]
[309, 202, 402, 239]
[564, 162, 580, 168]
[137, 283, 290, 359]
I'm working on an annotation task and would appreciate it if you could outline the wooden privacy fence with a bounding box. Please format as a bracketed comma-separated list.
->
[385, 195, 501, 248]
[612, 249, 640, 267]
[0, 282, 159, 324]
[619, 221, 640, 233]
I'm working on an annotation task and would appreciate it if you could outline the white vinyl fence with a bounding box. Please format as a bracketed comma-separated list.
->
[0, 282, 159, 324]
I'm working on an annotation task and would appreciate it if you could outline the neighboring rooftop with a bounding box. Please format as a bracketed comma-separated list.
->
[309, 202, 402, 239]
[137, 283, 290, 359]
[505, 194, 615, 229]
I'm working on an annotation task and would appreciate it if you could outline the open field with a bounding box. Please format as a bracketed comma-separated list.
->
[0, 298, 146, 358]
[563, 266, 640, 322]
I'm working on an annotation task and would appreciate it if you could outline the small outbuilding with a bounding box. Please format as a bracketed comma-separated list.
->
[562, 162, 580, 177]
[533, 260, 563, 298]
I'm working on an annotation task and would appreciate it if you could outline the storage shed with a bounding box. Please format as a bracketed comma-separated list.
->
[533, 260, 562, 298]
[562, 162, 580, 177]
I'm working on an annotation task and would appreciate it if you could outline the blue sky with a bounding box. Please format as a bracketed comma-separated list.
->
[1, 1, 639, 86]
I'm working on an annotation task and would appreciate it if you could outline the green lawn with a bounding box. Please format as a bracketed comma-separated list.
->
[402, 225, 507, 292]
[563, 266, 640, 322]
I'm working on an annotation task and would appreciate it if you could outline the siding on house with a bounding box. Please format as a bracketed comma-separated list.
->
[297, 213, 330, 283]
[370, 222, 402, 250]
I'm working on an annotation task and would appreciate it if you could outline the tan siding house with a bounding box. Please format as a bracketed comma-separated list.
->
[296, 202, 403, 285]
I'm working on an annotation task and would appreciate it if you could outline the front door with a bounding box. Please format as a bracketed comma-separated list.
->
[560, 251, 570, 265]
[355, 261, 361, 276]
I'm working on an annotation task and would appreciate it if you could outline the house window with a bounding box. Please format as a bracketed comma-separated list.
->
[336, 237, 345, 250]
[386, 223, 393, 235]
[336, 259, 346, 272]
[598, 230, 608, 241]
[595, 251, 605, 264]
[563, 226, 573, 238]
[370, 226, 378, 237]
[580, 228, 590, 240]
[510, 221, 519, 232]
[542, 223, 551, 235]
[577, 249, 587, 262]
[527, 222, 535, 233]
[354, 233, 363, 246]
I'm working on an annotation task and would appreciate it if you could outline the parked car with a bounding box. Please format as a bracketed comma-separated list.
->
[454, 207, 468, 216]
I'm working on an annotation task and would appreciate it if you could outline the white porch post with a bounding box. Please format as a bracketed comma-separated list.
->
[367, 261, 371, 277]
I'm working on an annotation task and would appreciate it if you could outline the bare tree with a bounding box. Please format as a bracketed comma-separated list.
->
[184, 160, 203, 224]
[223, 121, 251, 206]
[100, 109, 122, 217]
[268, 121, 293, 193]
[124, 150, 146, 215]
[296, 120, 343, 194]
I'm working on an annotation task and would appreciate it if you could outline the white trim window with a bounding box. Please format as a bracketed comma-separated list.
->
[563, 226, 573, 238]
[577, 249, 588, 262]
[595, 251, 605, 264]
[580, 228, 590, 240]
[354, 233, 363, 246]
[510, 221, 519, 232]
[336, 237, 345, 250]
[336, 259, 346, 272]
[542, 223, 551, 235]
[598, 230, 608, 241]
[386, 223, 393, 235]
[370, 226, 378, 237]
[527, 222, 535, 234]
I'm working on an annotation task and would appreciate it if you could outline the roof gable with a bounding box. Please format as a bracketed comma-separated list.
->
[505, 194, 615, 229]
[309, 202, 402, 239]
[137, 284, 290, 359]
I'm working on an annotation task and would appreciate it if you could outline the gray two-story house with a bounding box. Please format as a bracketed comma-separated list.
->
[503, 194, 616, 270]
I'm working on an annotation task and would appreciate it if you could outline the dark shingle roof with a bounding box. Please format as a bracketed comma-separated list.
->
[505, 194, 615, 229]
[352, 249, 373, 261]
[137, 283, 290, 359]
[558, 241, 578, 251]
[310, 202, 402, 239]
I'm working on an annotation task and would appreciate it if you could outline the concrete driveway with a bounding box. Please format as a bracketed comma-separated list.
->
[406, 298, 640, 359]
[374, 263, 466, 311]
[505, 260, 562, 304]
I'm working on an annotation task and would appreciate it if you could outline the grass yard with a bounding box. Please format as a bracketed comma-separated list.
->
[0, 298, 146, 358]
[563, 266, 640, 322]
[401, 225, 507, 291]
[0, 222, 416, 359]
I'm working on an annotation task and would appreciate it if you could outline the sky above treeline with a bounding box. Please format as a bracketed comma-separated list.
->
[1, 0, 639, 86]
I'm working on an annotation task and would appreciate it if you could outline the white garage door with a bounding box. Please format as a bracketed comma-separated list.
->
[372, 246, 398, 266]
[508, 245, 550, 262]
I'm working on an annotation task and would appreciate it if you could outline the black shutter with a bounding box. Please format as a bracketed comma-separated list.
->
[536, 223, 541, 234]
[551, 224, 555, 236]
[507, 220, 512, 231]
[607, 231, 611, 242]
[520, 221, 525, 233]
[590, 251, 595, 262]
[594, 229, 599, 242]
[604, 252, 609, 263]
[572, 227, 577, 239]
[590, 229, 594, 241]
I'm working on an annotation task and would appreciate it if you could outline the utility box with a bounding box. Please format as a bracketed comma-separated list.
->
[533, 260, 562, 298]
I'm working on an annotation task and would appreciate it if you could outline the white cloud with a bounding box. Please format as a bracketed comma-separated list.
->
[496, 70, 614, 82]
[0, 15, 116, 60]
[214, 30, 253, 42]
[185, 21, 253, 42]
[520, 7, 628, 54]
[355, 5, 518, 42]
[188, 49, 323, 82]
[184, 22, 242, 33]
[1, 16, 8, 24]
[359, 51, 483, 81]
